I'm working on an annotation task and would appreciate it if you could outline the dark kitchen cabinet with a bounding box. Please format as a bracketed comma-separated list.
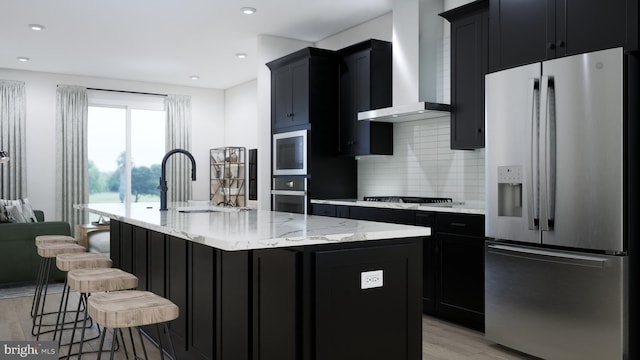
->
[338, 40, 393, 156]
[267, 47, 338, 133]
[315, 241, 421, 360]
[110, 220, 249, 360]
[309, 203, 486, 330]
[417, 211, 485, 331]
[310, 203, 350, 218]
[167, 235, 189, 355]
[268, 48, 357, 208]
[310, 203, 337, 217]
[440, 0, 489, 149]
[349, 206, 416, 225]
[489, 0, 638, 72]
[270, 59, 309, 131]
[435, 213, 485, 330]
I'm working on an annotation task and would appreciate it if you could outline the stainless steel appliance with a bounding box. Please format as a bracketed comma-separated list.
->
[485, 47, 628, 360]
[363, 196, 453, 205]
[272, 176, 307, 214]
[273, 129, 307, 176]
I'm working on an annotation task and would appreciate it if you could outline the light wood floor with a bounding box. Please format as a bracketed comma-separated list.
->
[0, 292, 539, 359]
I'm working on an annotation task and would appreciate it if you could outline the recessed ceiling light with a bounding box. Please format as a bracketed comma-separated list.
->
[236, 53, 248, 59]
[17, 57, 30, 62]
[241, 7, 256, 15]
[190, 75, 200, 80]
[28, 24, 45, 31]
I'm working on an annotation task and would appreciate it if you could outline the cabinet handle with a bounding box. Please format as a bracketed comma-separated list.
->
[477, 128, 483, 134]
[547, 42, 555, 50]
[557, 40, 565, 48]
[449, 222, 468, 228]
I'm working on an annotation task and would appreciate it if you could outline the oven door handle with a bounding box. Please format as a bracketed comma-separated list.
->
[271, 190, 307, 196]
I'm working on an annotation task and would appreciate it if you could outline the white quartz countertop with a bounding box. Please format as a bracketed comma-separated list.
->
[77, 203, 431, 251]
[310, 199, 485, 215]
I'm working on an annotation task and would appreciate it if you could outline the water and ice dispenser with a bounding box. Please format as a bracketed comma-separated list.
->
[497, 166, 523, 217]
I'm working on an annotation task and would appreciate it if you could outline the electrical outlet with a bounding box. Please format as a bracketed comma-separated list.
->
[361, 270, 383, 289]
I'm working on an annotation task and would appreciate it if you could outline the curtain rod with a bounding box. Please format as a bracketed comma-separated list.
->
[87, 87, 168, 97]
[57, 85, 168, 97]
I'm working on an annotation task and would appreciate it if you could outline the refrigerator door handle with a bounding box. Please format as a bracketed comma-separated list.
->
[527, 78, 540, 230]
[545, 77, 557, 229]
[487, 244, 609, 268]
[539, 75, 549, 231]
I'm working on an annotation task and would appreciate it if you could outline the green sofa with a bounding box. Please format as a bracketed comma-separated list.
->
[0, 210, 71, 284]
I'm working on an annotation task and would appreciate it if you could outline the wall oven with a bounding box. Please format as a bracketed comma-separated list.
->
[272, 177, 307, 214]
[273, 129, 307, 176]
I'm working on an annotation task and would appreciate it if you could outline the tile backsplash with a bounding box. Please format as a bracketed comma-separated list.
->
[357, 116, 485, 202]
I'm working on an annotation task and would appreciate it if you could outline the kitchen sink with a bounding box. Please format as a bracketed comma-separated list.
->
[176, 206, 250, 213]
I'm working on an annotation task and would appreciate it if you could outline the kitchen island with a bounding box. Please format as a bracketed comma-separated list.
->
[80, 203, 429, 360]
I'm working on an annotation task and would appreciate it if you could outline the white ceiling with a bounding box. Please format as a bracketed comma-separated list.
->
[0, 0, 392, 90]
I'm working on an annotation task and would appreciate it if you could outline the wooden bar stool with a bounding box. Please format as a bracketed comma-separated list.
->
[63, 268, 139, 359]
[32, 243, 85, 340]
[31, 235, 78, 318]
[35, 234, 77, 246]
[53, 252, 112, 342]
[87, 290, 178, 360]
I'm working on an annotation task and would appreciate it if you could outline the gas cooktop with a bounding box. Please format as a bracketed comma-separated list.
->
[363, 196, 453, 204]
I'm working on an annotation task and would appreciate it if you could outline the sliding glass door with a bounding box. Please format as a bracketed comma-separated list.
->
[87, 104, 165, 209]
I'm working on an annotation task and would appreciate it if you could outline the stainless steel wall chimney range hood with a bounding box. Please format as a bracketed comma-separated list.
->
[359, 0, 451, 123]
[358, 102, 451, 122]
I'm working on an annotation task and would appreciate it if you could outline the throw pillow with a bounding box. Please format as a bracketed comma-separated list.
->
[0, 204, 10, 223]
[0, 198, 40, 223]
[21, 198, 38, 223]
[6, 204, 27, 223]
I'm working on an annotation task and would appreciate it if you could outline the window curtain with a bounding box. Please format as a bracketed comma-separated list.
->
[55, 85, 88, 233]
[0, 80, 27, 199]
[165, 94, 193, 204]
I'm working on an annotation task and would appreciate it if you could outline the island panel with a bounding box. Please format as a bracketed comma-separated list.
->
[109, 219, 423, 360]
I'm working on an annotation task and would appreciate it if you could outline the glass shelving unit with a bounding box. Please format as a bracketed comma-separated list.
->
[210, 147, 246, 207]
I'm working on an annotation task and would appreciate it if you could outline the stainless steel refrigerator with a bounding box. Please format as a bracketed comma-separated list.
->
[485, 47, 628, 359]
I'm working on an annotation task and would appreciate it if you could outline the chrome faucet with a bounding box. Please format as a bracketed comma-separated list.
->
[159, 149, 197, 211]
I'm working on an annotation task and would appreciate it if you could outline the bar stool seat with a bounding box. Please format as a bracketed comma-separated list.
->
[35, 235, 78, 246]
[56, 252, 112, 272]
[67, 268, 138, 294]
[87, 290, 178, 360]
[37, 243, 85, 258]
[88, 290, 179, 328]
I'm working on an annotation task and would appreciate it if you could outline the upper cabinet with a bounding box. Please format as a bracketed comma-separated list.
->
[338, 40, 394, 156]
[489, 0, 639, 72]
[440, 0, 489, 150]
[267, 48, 338, 133]
[270, 58, 309, 131]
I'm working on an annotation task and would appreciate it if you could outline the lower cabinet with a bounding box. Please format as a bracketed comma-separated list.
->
[311, 204, 486, 331]
[315, 243, 421, 360]
[110, 220, 422, 360]
[429, 213, 485, 331]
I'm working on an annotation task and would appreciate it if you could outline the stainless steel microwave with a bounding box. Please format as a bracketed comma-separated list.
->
[273, 130, 307, 176]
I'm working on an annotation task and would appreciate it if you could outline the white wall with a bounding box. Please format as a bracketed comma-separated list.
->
[224, 79, 258, 149]
[315, 13, 392, 50]
[0, 68, 224, 219]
